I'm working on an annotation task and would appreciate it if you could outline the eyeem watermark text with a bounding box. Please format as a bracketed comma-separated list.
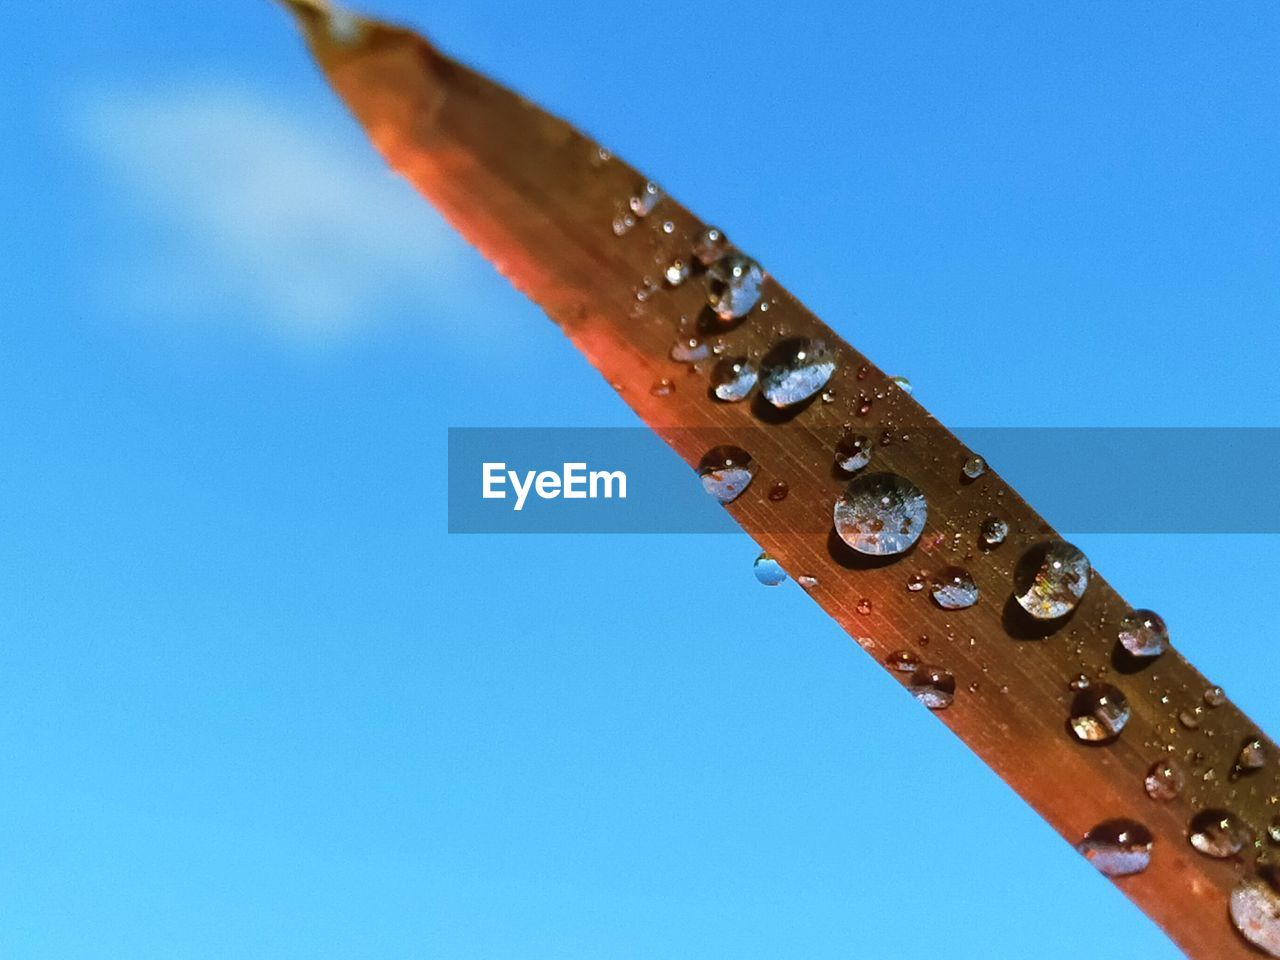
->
[482, 462, 628, 511]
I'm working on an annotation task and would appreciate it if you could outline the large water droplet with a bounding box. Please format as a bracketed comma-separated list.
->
[833, 472, 928, 556]
[1231, 872, 1280, 958]
[1069, 684, 1130, 743]
[1013, 541, 1090, 620]
[931, 566, 979, 610]
[1145, 758, 1185, 801]
[1118, 609, 1168, 658]
[909, 665, 955, 710]
[1188, 808, 1250, 858]
[692, 227, 729, 266]
[698, 446, 756, 503]
[754, 553, 787, 586]
[759, 338, 837, 408]
[710, 357, 757, 402]
[834, 434, 873, 474]
[1077, 819, 1153, 877]
[705, 252, 764, 321]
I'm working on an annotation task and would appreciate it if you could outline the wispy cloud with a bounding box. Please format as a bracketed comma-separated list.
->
[76, 84, 498, 343]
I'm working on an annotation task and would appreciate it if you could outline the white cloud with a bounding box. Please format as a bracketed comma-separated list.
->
[76, 84, 491, 343]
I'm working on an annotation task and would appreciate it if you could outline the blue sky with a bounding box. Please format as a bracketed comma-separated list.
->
[2, 1, 1278, 957]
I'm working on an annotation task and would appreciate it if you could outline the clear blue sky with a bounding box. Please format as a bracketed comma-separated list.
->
[2, 2, 1278, 957]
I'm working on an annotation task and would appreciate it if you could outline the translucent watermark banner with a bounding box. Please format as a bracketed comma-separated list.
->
[447, 427, 1280, 534]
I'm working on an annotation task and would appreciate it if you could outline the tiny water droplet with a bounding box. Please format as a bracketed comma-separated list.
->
[1179, 707, 1203, 730]
[650, 378, 675, 397]
[886, 650, 920, 672]
[612, 213, 636, 236]
[906, 573, 926, 593]
[834, 434, 873, 474]
[980, 516, 1008, 546]
[698, 446, 756, 503]
[1204, 686, 1228, 708]
[833, 472, 929, 557]
[1069, 674, 1091, 691]
[1269, 818, 1280, 845]
[1118, 609, 1169, 658]
[754, 553, 787, 586]
[909, 665, 956, 710]
[1189, 808, 1251, 858]
[692, 227, 729, 266]
[629, 181, 663, 217]
[1069, 684, 1130, 743]
[661, 220, 675, 234]
[710, 357, 757, 402]
[664, 259, 690, 286]
[797, 574, 818, 590]
[962, 456, 987, 480]
[821, 389, 836, 403]
[889, 375, 913, 395]
[1077, 819, 1154, 877]
[759, 338, 837, 408]
[705, 253, 764, 321]
[669, 337, 710, 363]
[1145, 759, 1185, 801]
[1237, 736, 1268, 774]
[931, 566, 979, 610]
[855, 598, 873, 615]
[768, 481, 789, 502]
[1013, 541, 1090, 620]
[1230, 873, 1280, 958]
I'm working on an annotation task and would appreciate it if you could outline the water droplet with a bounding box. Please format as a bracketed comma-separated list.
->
[834, 434, 873, 474]
[710, 357, 757, 402]
[754, 553, 787, 586]
[889, 375, 913, 395]
[705, 253, 764, 321]
[931, 566, 979, 610]
[855, 598, 873, 615]
[1013, 541, 1090, 620]
[1118, 609, 1168, 658]
[1069, 684, 1130, 743]
[1189, 808, 1251, 858]
[1069, 674, 1091, 691]
[692, 227, 729, 266]
[1230, 873, 1280, 958]
[1145, 759, 1185, 801]
[1269, 818, 1280, 845]
[962, 456, 987, 480]
[980, 516, 1008, 546]
[612, 213, 636, 236]
[797, 574, 818, 590]
[661, 220, 675, 234]
[909, 665, 956, 710]
[768, 481, 790, 502]
[1237, 736, 1268, 774]
[759, 338, 837, 408]
[833, 472, 928, 556]
[1077, 819, 1153, 877]
[669, 337, 710, 363]
[664, 259, 690, 286]
[650, 378, 675, 397]
[1204, 685, 1228, 708]
[886, 650, 920, 673]
[629, 181, 663, 217]
[698, 446, 756, 503]
[1179, 707, 1202, 730]
[906, 573, 926, 593]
